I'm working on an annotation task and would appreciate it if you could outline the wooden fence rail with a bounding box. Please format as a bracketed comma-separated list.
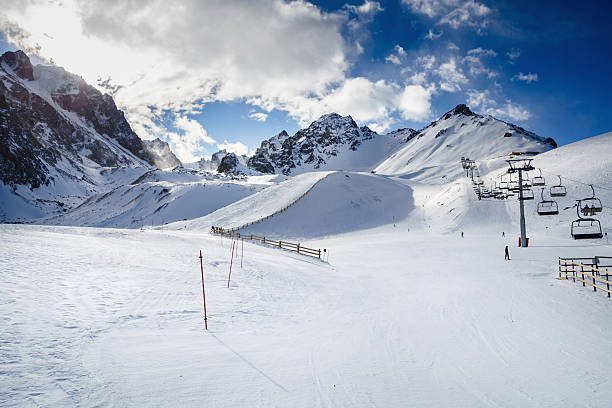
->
[558, 257, 611, 298]
[212, 227, 321, 259]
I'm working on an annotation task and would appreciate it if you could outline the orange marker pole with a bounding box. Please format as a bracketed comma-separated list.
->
[227, 240, 236, 288]
[199, 250, 208, 330]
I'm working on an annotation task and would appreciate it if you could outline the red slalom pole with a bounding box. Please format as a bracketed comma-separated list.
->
[241, 238, 244, 269]
[199, 250, 208, 330]
[227, 240, 236, 288]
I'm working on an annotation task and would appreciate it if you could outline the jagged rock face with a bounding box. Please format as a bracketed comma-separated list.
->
[0, 50, 160, 189]
[386, 128, 418, 143]
[217, 153, 240, 174]
[248, 113, 376, 175]
[1, 50, 34, 81]
[142, 138, 182, 169]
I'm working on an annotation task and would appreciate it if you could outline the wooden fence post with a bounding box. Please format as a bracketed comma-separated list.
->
[581, 264, 585, 287]
[297, 244, 300, 254]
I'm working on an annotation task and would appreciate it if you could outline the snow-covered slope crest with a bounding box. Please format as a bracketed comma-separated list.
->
[238, 171, 416, 238]
[43, 168, 281, 228]
[177, 171, 334, 231]
[0, 50, 174, 221]
[374, 104, 556, 182]
[247, 113, 410, 175]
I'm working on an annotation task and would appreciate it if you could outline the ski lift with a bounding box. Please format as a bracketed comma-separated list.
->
[507, 174, 520, 192]
[550, 175, 567, 197]
[521, 174, 532, 188]
[579, 185, 603, 216]
[533, 169, 545, 186]
[537, 188, 558, 215]
[498, 174, 509, 190]
[571, 202, 603, 239]
[519, 188, 534, 200]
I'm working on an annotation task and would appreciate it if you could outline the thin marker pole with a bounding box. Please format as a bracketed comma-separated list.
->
[241, 238, 244, 269]
[199, 250, 208, 330]
[228, 240, 236, 288]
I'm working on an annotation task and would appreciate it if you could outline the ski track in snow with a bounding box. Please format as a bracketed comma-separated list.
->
[1, 222, 612, 407]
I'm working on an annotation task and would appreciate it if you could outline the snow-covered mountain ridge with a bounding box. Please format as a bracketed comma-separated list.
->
[0, 50, 181, 220]
[241, 104, 555, 177]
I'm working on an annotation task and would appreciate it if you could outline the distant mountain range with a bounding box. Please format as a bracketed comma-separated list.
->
[0, 50, 557, 223]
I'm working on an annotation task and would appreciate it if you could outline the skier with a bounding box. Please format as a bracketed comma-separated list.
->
[502, 231, 505, 237]
[504, 245, 510, 260]
[461, 231, 464, 238]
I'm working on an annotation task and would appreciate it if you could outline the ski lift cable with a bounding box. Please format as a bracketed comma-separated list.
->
[539, 168, 612, 192]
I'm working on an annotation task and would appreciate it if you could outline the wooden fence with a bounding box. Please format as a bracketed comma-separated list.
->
[212, 227, 321, 259]
[558, 256, 612, 298]
[222, 171, 338, 233]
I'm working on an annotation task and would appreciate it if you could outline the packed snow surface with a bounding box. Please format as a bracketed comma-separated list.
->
[1, 223, 611, 407]
[2, 132, 611, 406]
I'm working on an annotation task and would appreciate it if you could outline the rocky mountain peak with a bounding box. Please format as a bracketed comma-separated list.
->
[247, 112, 377, 175]
[0, 50, 34, 81]
[443, 104, 474, 119]
[142, 138, 182, 169]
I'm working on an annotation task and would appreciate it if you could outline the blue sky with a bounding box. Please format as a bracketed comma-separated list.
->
[1, 0, 610, 161]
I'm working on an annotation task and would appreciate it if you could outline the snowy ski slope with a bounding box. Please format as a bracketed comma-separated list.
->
[1, 132, 611, 407]
[1, 222, 611, 407]
[178, 171, 334, 231]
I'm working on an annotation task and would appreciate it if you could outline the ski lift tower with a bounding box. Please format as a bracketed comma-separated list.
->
[507, 158, 534, 247]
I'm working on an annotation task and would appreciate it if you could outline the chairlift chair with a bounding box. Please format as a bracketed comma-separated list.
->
[537, 188, 558, 215]
[579, 185, 603, 216]
[519, 188, 534, 200]
[571, 202, 603, 239]
[508, 174, 520, 192]
[550, 175, 567, 197]
[533, 169, 545, 186]
[522, 175, 532, 189]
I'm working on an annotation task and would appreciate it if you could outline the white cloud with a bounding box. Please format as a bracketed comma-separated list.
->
[385, 54, 401, 65]
[513, 72, 539, 83]
[217, 140, 251, 156]
[463, 53, 496, 78]
[174, 116, 216, 145]
[467, 47, 497, 57]
[417, 55, 437, 70]
[1, 0, 352, 159]
[158, 115, 216, 162]
[248, 111, 268, 122]
[270, 77, 432, 132]
[397, 85, 432, 121]
[488, 101, 532, 121]
[346, 0, 383, 17]
[435, 58, 468, 92]
[385, 44, 406, 65]
[467, 89, 532, 121]
[402, 0, 491, 31]
[447, 42, 460, 51]
[424, 28, 443, 40]
[467, 89, 496, 109]
[507, 48, 521, 62]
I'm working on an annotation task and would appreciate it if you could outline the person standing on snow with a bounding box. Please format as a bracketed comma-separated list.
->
[504, 245, 510, 260]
